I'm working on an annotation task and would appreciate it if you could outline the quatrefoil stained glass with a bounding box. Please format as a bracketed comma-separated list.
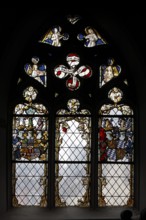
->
[54, 53, 92, 91]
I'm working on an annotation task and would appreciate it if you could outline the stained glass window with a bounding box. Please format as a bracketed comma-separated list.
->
[10, 14, 135, 210]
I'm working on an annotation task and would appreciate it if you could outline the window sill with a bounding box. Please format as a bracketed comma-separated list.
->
[1, 207, 140, 220]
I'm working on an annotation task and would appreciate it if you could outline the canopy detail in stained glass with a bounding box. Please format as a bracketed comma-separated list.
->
[99, 104, 133, 115]
[14, 103, 48, 115]
[77, 26, 106, 47]
[39, 25, 69, 47]
[24, 57, 47, 87]
[54, 53, 92, 91]
[99, 59, 121, 87]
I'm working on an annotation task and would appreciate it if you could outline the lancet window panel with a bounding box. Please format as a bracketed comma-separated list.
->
[55, 99, 91, 207]
[98, 88, 134, 207]
[12, 85, 49, 207]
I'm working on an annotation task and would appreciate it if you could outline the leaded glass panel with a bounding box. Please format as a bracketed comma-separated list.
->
[12, 163, 48, 207]
[12, 85, 49, 207]
[98, 90, 134, 206]
[55, 99, 91, 207]
[98, 164, 134, 206]
[12, 116, 48, 161]
[98, 117, 134, 162]
[55, 163, 90, 207]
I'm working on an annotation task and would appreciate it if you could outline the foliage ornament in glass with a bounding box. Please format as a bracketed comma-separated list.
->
[67, 15, 81, 24]
[108, 87, 123, 104]
[23, 86, 38, 103]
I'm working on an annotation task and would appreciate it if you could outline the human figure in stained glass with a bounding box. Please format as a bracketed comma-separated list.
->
[40, 26, 69, 47]
[99, 127, 107, 161]
[12, 130, 22, 160]
[100, 59, 121, 87]
[77, 26, 106, 47]
[24, 57, 47, 87]
[125, 131, 133, 161]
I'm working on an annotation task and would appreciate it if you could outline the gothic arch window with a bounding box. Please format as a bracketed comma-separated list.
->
[10, 14, 135, 209]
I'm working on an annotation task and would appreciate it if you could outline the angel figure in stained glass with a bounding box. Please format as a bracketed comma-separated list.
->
[77, 26, 106, 47]
[40, 26, 69, 47]
[24, 57, 47, 87]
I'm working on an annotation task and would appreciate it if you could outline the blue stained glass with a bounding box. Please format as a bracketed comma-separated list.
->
[99, 59, 121, 88]
[24, 57, 47, 87]
[39, 25, 69, 47]
[77, 26, 106, 48]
